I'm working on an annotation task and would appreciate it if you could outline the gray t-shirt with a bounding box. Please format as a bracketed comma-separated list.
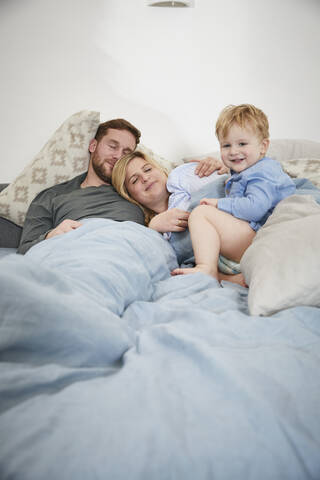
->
[18, 173, 144, 254]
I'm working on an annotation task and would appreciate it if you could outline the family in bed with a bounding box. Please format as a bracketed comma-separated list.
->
[18, 104, 296, 287]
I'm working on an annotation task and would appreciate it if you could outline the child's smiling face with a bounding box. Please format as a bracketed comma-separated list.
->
[219, 123, 269, 173]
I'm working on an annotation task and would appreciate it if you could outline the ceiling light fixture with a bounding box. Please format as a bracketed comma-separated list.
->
[148, 1, 193, 7]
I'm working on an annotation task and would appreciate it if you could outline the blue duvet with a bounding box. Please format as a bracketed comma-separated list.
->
[0, 215, 319, 480]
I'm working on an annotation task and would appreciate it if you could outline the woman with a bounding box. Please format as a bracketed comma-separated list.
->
[112, 151, 243, 284]
[112, 151, 226, 232]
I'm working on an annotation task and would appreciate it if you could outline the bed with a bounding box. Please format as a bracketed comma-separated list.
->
[0, 112, 320, 480]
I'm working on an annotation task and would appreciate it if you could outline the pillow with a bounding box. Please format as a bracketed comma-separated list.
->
[138, 144, 174, 173]
[0, 110, 100, 226]
[281, 158, 320, 188]
[267, 139, 320, 164]
[241, 195, 320, 316]
[182, 150, 221, 163]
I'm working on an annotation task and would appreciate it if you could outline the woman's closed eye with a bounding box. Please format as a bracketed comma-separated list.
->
[129, 175, 138, 185]
[130, 166, 152, 185]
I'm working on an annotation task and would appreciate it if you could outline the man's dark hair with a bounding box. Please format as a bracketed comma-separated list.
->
[95, 119, 141, 146]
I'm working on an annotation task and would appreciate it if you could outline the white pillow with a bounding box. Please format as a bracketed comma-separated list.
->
[138, 144, 174, 173]
[0, 111, 172, 226]
[267, 139, 320, 164]
[0, 111, 100, 226]
[241, 195, 320, 316]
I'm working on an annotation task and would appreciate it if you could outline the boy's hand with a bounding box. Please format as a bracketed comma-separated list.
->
[200, 198, 218, 207]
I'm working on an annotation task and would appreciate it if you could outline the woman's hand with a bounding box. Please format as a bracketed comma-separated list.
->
[186, 157, 229, 178]
[148, 208, 190, 233]
[200, 198, 218, 207]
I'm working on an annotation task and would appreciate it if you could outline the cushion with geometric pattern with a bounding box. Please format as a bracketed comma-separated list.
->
[0, 110, 100, 226]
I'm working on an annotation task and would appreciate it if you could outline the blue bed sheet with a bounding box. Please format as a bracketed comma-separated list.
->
[0, 217, 319, 480]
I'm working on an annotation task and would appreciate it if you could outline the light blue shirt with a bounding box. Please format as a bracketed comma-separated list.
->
[217, 157, 296, 231]
[167, 162, 221, 211]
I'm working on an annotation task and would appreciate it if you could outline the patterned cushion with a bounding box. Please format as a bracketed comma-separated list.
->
[0, 111, 100, 226]
[281, 158, 320, 188]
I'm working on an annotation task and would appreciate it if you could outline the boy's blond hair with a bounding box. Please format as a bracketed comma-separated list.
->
[112, 150, 168, 225]
[215, 104, 269, 141]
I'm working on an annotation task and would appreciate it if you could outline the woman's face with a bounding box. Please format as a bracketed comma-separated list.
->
[125, 157, 168, 212]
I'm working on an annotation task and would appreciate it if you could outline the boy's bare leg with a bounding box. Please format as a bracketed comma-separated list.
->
[171, 205, 255, 281]
[171, 205, 221, 278]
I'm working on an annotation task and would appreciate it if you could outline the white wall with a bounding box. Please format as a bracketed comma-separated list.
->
[0, 0, 319, 182]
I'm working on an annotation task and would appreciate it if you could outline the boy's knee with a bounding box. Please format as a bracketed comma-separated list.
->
[190, 204, 208, 219]
[191, 204, 217, 221]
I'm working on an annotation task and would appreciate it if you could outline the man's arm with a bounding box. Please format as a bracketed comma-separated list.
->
[185, 157, 229, 177]
[17, 190, 55, 254]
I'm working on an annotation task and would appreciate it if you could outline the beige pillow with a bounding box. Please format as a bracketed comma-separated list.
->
[0, 111, 100, 226]
[138, 144, 174, 173]
[241, 195, 320, 316]
[267, 139, 320, 164]
[0, 110, 173, 227]
[281, 158, 320, 188]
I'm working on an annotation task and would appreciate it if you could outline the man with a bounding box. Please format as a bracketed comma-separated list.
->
[18, 118, 224, 254]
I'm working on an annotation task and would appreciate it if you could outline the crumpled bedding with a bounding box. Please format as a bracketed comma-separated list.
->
[0, 218, 319, 480]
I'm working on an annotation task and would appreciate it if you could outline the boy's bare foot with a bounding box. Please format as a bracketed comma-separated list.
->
[171, 264, 214, 277]
[218, 272, 248, 287]
[171, 268, 247, 288]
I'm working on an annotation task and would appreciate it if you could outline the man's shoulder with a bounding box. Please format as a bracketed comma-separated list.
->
[34, 173, 87, 200]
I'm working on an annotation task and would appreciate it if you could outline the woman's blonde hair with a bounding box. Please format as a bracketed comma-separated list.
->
[215, 104, 269, 141]
[112, 150, 168, 225]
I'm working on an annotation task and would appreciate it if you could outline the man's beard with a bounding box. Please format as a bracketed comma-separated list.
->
[91, 152, 112, 184]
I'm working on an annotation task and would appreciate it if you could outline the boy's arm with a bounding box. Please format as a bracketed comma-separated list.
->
[17, 191, 55, 254]
[217, 175, 276, 222]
